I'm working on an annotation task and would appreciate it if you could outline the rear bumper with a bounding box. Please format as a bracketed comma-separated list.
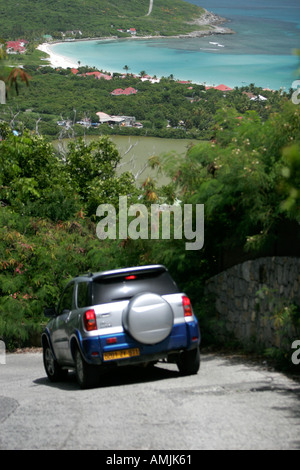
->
[81, 321, 200, 365]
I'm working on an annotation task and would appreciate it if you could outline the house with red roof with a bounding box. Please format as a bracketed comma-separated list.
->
[73, 70, 112, 80]
[111, 88, 125, 96]
[205, 84, 233, 92]
[111, 87, 137, 96]
[97, 72, 112, 80]
[6, 40, 28, 54]
[214, 84, 233, 92]
[86, 71, 112, 80]
[122, 87, 138, 95]
[127, 28, 137, 35]
[86, 71, 101, 78]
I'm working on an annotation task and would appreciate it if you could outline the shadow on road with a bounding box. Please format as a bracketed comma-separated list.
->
[203, 350, 300, 448]
[33, 362, 181, 391]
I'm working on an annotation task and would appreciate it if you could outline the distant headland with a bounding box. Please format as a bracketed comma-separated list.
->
[0, 0, 234, 42]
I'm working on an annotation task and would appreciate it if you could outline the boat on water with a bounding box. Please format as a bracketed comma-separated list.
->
[209, 41, 225, 48]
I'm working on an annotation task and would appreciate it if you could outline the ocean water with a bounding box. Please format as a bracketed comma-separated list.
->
[51, 0, 300, 90]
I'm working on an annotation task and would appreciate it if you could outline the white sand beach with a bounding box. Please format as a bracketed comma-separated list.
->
[37, 43, 79, 69]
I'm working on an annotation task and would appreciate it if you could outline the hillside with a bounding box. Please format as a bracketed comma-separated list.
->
[1, 0, 208, 40]
[1, 64, 285, 141]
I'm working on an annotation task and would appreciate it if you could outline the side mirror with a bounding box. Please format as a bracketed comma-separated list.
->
[44, 306, 57, 318]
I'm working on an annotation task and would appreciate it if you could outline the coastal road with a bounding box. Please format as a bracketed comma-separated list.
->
[146, 0, 153, 16]
[0, 351, 300, 450]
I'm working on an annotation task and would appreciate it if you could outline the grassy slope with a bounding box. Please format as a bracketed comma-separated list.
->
[1, 0, 205, 39]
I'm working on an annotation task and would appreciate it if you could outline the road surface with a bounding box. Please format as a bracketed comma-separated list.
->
[146, 0, 153, 16]
[0, 351, 299, 450]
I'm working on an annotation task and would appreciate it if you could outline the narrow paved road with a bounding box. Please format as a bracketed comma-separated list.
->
[0, 351, 299, 450]
[146, 0, 153, 16]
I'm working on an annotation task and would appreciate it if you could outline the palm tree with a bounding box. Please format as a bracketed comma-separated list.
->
[7, 67, 30, 96]
[0, 41, 30, 98]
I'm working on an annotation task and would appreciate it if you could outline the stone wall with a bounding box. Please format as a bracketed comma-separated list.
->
[205, 257, 300, 350]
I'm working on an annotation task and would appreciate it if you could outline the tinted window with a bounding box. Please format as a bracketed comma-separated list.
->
[58, 283, 74, 314]
[77, 282, 90, 308]
[91, 271, 178, 305]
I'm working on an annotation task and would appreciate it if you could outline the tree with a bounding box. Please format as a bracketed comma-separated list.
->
[147, 101, 300, 283]
[6, 67, 30, 96]
[0, 129, 78, 220]
[63, 136, 137, 216]
[280, 144, 300, 221]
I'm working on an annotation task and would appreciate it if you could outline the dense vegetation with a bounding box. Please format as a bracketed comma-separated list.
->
[0, 64, 287, 140]
[156, 100, 300, 361]
[0, 0, 206, 40]
[1, 95, 299, 356]
[0, 127, 138, 347]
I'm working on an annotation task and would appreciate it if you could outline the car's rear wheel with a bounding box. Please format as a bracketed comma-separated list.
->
[43, 344, 68, 382]
[74, 348, 99, 389]
[177, 347, 200, 375]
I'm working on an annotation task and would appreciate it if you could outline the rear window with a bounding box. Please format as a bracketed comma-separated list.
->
[91, 270, 179, 305]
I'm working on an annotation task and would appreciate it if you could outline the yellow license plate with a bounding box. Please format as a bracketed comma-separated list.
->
[103, 348, 140, 361]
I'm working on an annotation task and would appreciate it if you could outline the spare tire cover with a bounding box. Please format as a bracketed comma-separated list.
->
[123, 293, 174, 345]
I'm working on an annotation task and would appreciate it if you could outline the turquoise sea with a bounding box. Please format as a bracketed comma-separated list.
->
[51, 0, 300, 90]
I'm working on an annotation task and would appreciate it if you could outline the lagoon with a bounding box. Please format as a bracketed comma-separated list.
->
[54, 135, 201, 186]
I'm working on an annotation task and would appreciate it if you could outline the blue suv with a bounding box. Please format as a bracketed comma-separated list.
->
[42, 265, 200, 388]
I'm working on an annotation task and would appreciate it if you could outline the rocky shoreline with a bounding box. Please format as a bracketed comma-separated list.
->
[183, 9, 235, 38]
[41, 8, 234, 46]
[128, 9, 235, 39]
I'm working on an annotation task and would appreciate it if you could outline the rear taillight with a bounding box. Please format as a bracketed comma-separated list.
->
[182, 296, 193, 317]
[83, 309, 97, 331]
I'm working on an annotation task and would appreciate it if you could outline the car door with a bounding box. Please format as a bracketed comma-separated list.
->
[52, 282, 75, 362]
[63, 281, 91, 363]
